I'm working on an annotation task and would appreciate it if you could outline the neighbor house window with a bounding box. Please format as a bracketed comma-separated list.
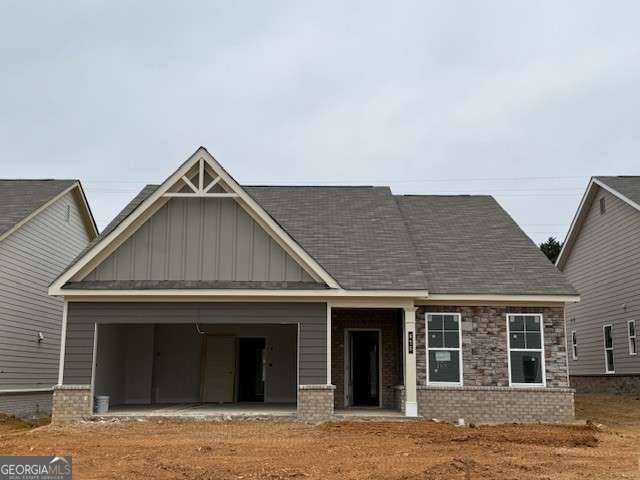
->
[599, 197, 606, 214]
[603, 325, 615, 373]
[571, 330, 578, 360]
[507, 314, 545, 385]
[629, 321, 637, 356]
[426, 313, 462, 384]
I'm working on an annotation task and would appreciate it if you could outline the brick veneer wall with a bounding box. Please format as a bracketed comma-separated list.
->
[416, 306, 569, 388]
[416, 385, 574, 423]
[0, 391, 52, 418]
[52, 385, 92, 423]
[570, 375, 640, 394]
[331, 309, 403, 409]
[393, 386, 405, 414]
[297, 385, 335, 421]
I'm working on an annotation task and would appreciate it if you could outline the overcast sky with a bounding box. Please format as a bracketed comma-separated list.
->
[1, 1, 639, 243]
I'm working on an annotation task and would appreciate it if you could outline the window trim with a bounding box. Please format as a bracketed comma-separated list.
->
[603, 324, 615, 374]
[571, 330, 578, 360]
[628, 320, 637, 356]
[506, 313, 547, 387]
[425, 312, 463, 386]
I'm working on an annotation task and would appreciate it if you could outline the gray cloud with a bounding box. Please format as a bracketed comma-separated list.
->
[1, 1, 639, 242]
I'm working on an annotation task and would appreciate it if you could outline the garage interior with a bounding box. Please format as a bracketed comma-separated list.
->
[93, 323, 298, 415]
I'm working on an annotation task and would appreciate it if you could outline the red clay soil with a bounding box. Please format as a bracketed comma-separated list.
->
[0, 394, 638, 479]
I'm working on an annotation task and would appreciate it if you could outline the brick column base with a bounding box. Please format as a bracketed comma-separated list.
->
[393, 385, 406, 414]
[52, 385, 92, 423]
[297, 385, 335, 421]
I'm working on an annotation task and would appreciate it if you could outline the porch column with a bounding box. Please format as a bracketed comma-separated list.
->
[403, 307, 418, 417]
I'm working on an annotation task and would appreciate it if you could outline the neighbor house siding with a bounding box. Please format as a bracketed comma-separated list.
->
[85, 198, 315, 283]
[0, 190, 92, 392]
[563, 187, 640, 376]
[63, 302, 327, 386]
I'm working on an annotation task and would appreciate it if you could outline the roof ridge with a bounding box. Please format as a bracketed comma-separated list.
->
[396, 194, 493, 198]
[245, 184, 381, 188]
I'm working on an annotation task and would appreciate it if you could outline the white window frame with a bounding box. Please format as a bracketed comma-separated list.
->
[628, 320, 637, 356]
[603, 324, 615, 374]
[425, 312, 463, 386]
[571, 330, 578, 360]
[506, 313, 546, 387]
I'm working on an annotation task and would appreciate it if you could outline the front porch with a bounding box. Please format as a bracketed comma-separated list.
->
[330, 308, 406, 411]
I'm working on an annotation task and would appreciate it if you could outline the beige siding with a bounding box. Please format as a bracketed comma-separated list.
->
[0, 190, 92, 390]
[564, 187, 640, 375]
[86, 198, 315, 282]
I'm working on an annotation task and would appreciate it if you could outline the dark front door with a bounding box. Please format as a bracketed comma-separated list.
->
[238, 338, 266, 402]
[350, 331, 380, 407]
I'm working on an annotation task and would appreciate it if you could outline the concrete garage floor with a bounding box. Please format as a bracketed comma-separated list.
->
[96, 403, 404, 420]
[97, 402, 297, 419]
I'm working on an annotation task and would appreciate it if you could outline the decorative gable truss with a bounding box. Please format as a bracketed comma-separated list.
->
[164, 157, 239, 199]
[49, 147, 340, 294]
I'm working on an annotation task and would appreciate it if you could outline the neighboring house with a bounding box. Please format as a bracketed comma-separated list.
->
[49, 147, 578, 424]
[557, 176, 640, 394]
[0, 180, 97, 417]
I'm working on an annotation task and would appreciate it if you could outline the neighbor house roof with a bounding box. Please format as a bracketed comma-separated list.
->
[594, 176, 640, 207]
[557, 175, 640, 269]
[0, 179, 96, 241]
[396, 195, 577, 295]
[60, 182, 576, 295]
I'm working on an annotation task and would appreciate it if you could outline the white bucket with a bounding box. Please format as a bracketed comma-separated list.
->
[95, 395, 110, 414]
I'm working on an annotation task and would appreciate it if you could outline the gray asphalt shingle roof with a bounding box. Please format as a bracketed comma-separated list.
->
[59, 183, 577, 295]
[595, 176, 640, 206]
[396, 195, 577, 295]
[246, 186, 428, 291]
[0, 179, 77, 238]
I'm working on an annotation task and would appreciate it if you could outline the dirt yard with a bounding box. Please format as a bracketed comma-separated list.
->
[0, 394, 639, 479]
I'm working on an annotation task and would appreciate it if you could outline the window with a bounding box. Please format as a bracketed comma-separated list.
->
[599, 197, 606, 214]
[571, 330, 578, 360]
[629, 321, 637, 356]
[603, 325, 615, 373]
[507, 314, 545, 385]
[426, 313, 462, 384]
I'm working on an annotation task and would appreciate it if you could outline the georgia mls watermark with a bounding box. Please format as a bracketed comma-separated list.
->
[0, 456, 71, 480]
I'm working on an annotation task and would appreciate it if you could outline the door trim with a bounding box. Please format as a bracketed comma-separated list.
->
[343, 328, 382, 408]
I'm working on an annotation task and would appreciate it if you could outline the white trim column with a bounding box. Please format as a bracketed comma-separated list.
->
[57, 300, 68, 385]
[326, 303, 332, 385]
[403, 306, 418, 417]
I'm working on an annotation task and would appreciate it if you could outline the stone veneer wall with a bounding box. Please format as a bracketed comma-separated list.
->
[416, 305, 569, 387]
[51, 385, 92, 423]
[570, 375, 640, 394]
[297, 385, 335, 421]
[331, 309, 403, 409]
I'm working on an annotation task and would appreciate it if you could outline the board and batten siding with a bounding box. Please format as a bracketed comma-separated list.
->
[0, 190, 92, 390]
[564, 187, 640, 375]
[84, 198, 315, 283]
[63, 302, 328, 386]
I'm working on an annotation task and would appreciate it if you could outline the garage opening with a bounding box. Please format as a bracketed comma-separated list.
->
[93, 323, 297, 416]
